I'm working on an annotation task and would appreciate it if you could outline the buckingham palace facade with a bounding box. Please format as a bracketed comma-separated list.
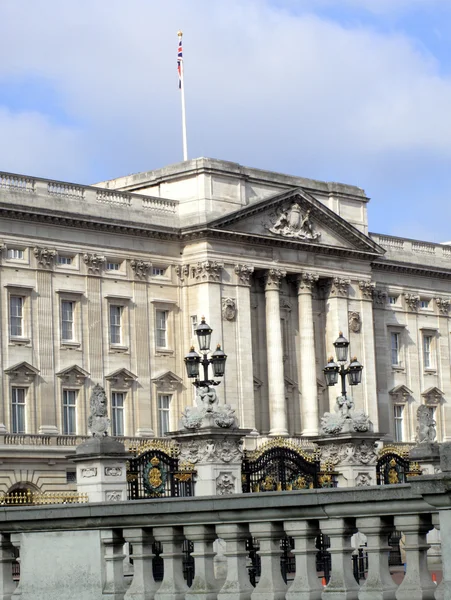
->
[0, 157, 448, 492]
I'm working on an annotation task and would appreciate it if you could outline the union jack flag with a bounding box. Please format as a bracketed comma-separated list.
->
[177, 37, 183, 89]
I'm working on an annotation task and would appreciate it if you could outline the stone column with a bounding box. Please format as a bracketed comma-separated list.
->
[101, 529, 127, 599]
[0, 533, 16, 600]
[321, 517, 360, 600]
[394, 514, 435, 600]
[296, 273, 319, 437]
[249, 521, 287, 600]
[358, 281, 379, 430]
[123, 528, 159, 600]
[154, 526, 189, 600]
[355, 516, 397, 600]
[184, 525, 220, 600]
[284, 520, 322, 600]
[216, 523, 254, 600]
[264, 269, 288, 437]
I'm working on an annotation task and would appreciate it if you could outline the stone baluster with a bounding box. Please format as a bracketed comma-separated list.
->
[101, 529, 127, 599]
[249, 522, 287, 600]
[184, 525, 220, 600]
[264, 269, 288, 437]
[394, 515, 435, 600]
[154, 526, 189, 600]
[0, 533, 17, 600]
[321, 517, 360, 600]
[355, 516, 397, 600]
[430, 513, 443, 600]
[284, 520, 322, 600]
[216, 523, 253, 600]
[123, 528, 159, 600]
[296, 273, 320, 436]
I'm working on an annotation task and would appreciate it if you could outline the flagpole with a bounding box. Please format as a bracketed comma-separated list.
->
[178, 30, 188, 161]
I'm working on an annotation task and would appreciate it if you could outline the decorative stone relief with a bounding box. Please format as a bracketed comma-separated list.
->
[191, 261, 223, 282]
[4, 361, 39, 384]
[179, 438, 243, 465]
[372, 289, 388, 307]
[416, 405, 436, 444]
[216, 473, 236, 495]
[56, 365, 89, 387]
[234, 264, 254, 285]
[355, 472, 372, 487]
[81, 467, 97, 478]
[389, 385, 412, 404]
[175, 265, 190, 282]
[88, 384, 110, 437]
[152, 371, 183, 392]
[329, 277, 351, 297]
[422, 387, 445, 405]
[348, 311, 361, 333]
[105, 368, 137, 390]
[130, 259, 150, 279]
[105, 467, 122, 477]
[320, 440, 377, 466]
[435, 298, 450, 315]
[83, 253, 105, 274]
[222, 298, 237, 321]
[404, 293, 420, 311]
[264, 268, 286, 290]
[296, 272, 319, 292]
[265, 202, 321, 240]
[106, 491, 122, 502]
[320, 395, 372, 435]
[181, 386, 237, 430]
[358, 280, 376, 300]
[34, 246, 57, 268]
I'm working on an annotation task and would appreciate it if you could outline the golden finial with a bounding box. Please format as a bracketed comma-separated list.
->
[177, 30, 183, 37]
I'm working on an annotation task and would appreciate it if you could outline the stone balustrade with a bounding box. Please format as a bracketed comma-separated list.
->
[0, 434, 144, 451]
[0, 474, 450, 600]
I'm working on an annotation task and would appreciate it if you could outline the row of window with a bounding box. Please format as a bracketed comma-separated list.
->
[9, 296, 170, 348]
[388, 295, 434, 310]
[4, 247, 166, 276]
[10, 388, 172, 437]
[390, 331, 435, 370]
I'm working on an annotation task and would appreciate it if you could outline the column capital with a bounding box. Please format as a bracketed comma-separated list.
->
[234, 263, 254, 285]
[295, 272, 319, 293]
[264, 268, 286, 290]
[191, 260, 223, 282]
[329, 277, 351, 298]
[358, 280, 376, 300]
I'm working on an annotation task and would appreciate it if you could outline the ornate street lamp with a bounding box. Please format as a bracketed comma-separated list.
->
[184, 317, 227, 387]
[323, 333, 363, 398]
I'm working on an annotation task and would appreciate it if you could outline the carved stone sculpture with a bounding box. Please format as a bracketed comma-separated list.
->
[222, 298, 237, 321]
[404, 293, 420, 311]
[320, 440, 377, 466]
[175, 264, 190, 282]
[436, 298, 450, 315]
[88, 384, 110, 437]
[191, 261, 223, 282]
[216, 473, 236, 495]
[130, 259, 150, 279]
[348, 311, 361, 333]
[416, 405, 436, 444]
[34, 247, 57, 268]
[180, 385, 237, 430]
[266, 203, 321, 240]
[320, 395, 373, 435]
[179, 438, 243, 464]
[83, 253, 105, 274]
[358, 281, 376, 300]
[234, 264, 254, 285]
[355, 472, 372, 487]
[372, 289, 388, 306]
[329, 277, 351, 297]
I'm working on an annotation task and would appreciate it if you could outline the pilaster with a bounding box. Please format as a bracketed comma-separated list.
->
[358, 281, 379, 430]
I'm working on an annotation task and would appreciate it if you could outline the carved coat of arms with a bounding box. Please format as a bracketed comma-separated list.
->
[265, 202, 321, 241]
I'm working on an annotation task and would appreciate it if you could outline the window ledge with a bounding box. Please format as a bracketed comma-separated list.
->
[109, 345, 129, 353]
[61, 341, 81, 349]
[424, 368, 437, 375]
[391, 365, 405, 372]
[156, 348, 174, 356]
[9, 337, 31, 346]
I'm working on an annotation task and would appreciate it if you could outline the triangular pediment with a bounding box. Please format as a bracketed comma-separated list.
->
[207, 188, 384, 257]
[106, 368, 137, 382]
[56, 365, 90, 385]
[152, 370, 183, 391]
[5, 361, 39, 383]
[389, 385, 413, 402]
[422, 387, 445, 404]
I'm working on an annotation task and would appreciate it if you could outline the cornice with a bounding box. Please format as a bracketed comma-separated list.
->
[372, 259, 451, 280]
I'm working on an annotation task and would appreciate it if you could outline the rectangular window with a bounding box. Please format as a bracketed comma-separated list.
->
[61, 300, 74, 341]
[191, 315, 198, 336]
[109, 305, 122, 345]
[158, 394, 171, 435]
[10, 296, 24, 337]
[156, 310, 168, 347]
[388, 296, 398, 305]
[152, 267, 165, 276]
[393, 405, 404, 442]
[106, 262, 120, 271]
[57, 255, 72, 265]
[423, 335, 433, 369]
[62, 389, 77, 435]
[7, 248, 24, 260]
[391, 332, 400, 366]
[11, 388, 26, 434]
[111, 392, 125, 436]
[420, 299, 430, 309]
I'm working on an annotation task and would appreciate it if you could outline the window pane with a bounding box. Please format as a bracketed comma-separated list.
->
[61, 301, 74, 341]
[7, 249, 24, 259]
[391, 333, 399, 365]
[156, 310, 167, 347]
[62, 390, 77, 435]
[158, 395, 171, 435]
[423, 336, 432, 368]
[57, 256, 72, 265]
[111, 392, 124, 436]
[10, 296, 23, 337]
[11, 388, 26, 434]
[107, 262, 120, 271]
[110, 305, 122, 344]
[394, 404, 403, 442]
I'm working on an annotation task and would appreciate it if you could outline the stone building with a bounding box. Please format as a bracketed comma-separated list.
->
[0, 157, 449, 491]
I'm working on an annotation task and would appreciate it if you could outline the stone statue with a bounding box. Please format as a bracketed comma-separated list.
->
[180, 385, 237, 430]
[320, 395, 373, 435]
[196, 386, 220, 412]
[88, 384, 110, 437]
[416, 405, 436, 444]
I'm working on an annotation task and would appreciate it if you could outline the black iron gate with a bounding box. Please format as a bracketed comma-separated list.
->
[127, 442, 195, 499]
[376, 447, 421, 485]
[242, 439, 321, 492]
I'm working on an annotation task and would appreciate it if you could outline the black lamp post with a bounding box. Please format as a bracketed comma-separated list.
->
[184, 317, 227, 387]
[323, 332, 363, 398]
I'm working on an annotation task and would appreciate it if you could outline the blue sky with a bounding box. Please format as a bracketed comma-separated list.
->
[0, 1, 451, 241]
